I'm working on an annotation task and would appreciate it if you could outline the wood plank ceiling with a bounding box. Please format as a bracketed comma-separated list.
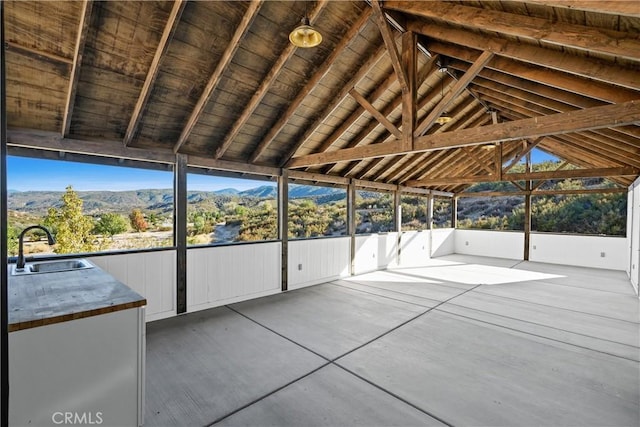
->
[4, 1, 640, 193]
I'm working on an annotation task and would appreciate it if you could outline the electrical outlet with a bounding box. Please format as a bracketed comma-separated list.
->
[600, 252, 606, 258]
[298, 263, 303, 270]
[533, 245, 536, 250]
[465, 241, 469, 246]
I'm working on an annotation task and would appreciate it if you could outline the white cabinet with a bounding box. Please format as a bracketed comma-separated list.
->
[9, 307, 145, 426]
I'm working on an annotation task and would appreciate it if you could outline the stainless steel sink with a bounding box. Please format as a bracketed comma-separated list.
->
[12, 259, 95, 275]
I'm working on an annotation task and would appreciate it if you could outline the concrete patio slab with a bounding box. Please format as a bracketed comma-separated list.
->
[216, 364, 445, 427]
[145, 306, 326, 426]
[476, 280, 639, 321]
[230, 283, 426, 360]
[338, 310, 640, 427]
[516, 261, 635, 294]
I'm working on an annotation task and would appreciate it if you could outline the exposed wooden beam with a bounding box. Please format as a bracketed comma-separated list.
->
[508, 1, 640, 18]
[124, 0, 185, 147]
[5, 41, 73, 65]
[287, 99, 640, 168]
[62, 0, 93, 137]
[401, 30, 417, 150]
[416, 50, 494, 136]
[504, 138, 543, 172]
[388, 1, 640, 61]
[419, 24, 640, 92]
[371, 0, 408, 92]
[278, 42, 389, 166]
[247, 7, 372, 163]
[407, 166, 638, 187]
[214, 0, 329, 160]
[458, 187, 627, 198]
[323, 62, 440, 175]
[349, 89, 401, 138]
[173, 0, 263, 153]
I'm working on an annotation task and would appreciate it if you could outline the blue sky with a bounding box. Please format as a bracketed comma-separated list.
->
[7, 156, 272, 192]
[8, 148, 557, 192]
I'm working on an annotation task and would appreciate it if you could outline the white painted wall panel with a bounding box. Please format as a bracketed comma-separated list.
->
[187, 242, 281, 312]
[455, 230, 524, 260]
[354, 235, 380, 275]
[378, 232, 399, 269]
[431, 228, 455, 257]
[88, 251, 176, 322]
[529, 234, 628, 271]
[398, 231, 430, 267]
[288, 237, 350, 289]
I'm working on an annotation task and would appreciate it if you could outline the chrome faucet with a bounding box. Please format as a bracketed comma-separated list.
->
[17, 225, 56, 270]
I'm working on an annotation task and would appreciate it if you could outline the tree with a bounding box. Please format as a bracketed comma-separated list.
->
[95, 213, 128, 237]
[44, 185, 96, 254]
[129, 208, 148, 232]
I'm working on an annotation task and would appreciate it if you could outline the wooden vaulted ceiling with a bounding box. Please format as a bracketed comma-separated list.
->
[3, 1, 640, 193]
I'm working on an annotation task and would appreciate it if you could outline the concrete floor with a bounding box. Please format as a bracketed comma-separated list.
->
[145, 255, 640, 427]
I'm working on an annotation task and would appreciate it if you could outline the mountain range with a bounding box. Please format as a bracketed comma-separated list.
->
[7, 184, 344, 215]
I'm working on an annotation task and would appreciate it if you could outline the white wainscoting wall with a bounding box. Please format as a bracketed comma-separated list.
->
[398, 231, 430, 267]
[431, 228, 455, 257]
[88, 250, 176, 322]
[353, 233, 399, 275]
[187, 242, 281, 313]
[455, 229, 524, 260]
[529, 234, 627, 271]
[288, 237, 350, 290]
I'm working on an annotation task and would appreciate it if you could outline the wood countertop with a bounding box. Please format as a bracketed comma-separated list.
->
[8, 261, 146, 332]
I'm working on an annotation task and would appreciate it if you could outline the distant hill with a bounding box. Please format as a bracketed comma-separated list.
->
[7, 184, 345, 216]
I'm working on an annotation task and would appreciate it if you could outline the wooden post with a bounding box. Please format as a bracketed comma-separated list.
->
[524, 153, 532, 260]
[394, 186, 402, 266]
[1, 3, 10, 422]
[175, 153, 187, 314]
[348, 179, 356, 275]
[279, 170, 288, 291]
[451, 196, 458, 229]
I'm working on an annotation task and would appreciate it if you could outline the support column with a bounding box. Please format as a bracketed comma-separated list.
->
[451, 196, 458, 229]
[1, 3, 10, 422]
[348, 179, 356, 275]
[524, 153, 532, 260]
[394, 186, 402, 266]
[175, 154, 187, 314]
[427, 193, 434, 257]
[279, 170, 288, 291]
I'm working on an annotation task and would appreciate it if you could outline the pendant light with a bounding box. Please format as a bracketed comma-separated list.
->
[436, 71, 452, 125]
[289, 3, 322, 48]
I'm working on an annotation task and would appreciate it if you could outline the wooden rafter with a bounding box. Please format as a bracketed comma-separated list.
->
[383, 101, 486, 182]
[416, 50, 494, 136]
[406, 166, 639, 187]
[349, 89, 401, 138]
[214, 0, 329, 159]
[503, 138, 543, 172]
[124, 0, 185, 147]
[501, 1, 640, 18]
[485, 94, 640, 167]
[389, 1, 640, 61]
[173, 0, 263, 153]
[323, 58, 438, 174]
[401, 30, 417, 150]
[436, 43, 640, 105]
[247, 7, 372, 163]
[277, 42, 389, 166]
[287, 99, 640, 168]
[62, 0, 93, 137]
[371, 0, 408, 92]
[458, 187, 627, 198]
[6, 42, 73, 65]
[420, 24, 640, 93]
